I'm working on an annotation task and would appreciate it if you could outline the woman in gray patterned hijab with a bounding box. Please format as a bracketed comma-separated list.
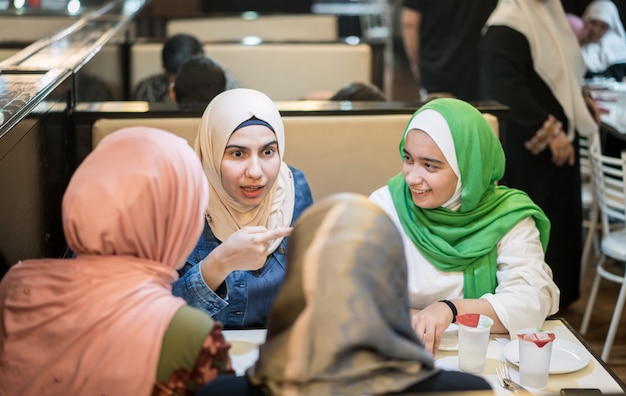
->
[198, 193, 491, 395]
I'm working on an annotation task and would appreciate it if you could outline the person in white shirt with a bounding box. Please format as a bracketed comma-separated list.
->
[369, 98, 560, 354]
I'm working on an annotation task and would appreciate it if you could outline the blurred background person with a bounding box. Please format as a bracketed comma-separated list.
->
[480, 0, 600, 309]
[561, 0, 626, 31]
[169, 55, 240, 106]
[302, 81, 387, 101]
[400, 0, 497, 101]
[580, 0, 626, 81]
[566, 12, 587, 45]
[133, 33, 204, 102]
[329, 81, 387, 101]
[76, 73, 113, 102]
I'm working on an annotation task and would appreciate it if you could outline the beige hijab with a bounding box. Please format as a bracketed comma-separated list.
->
[195, 88, 295, 253]
[249, 193, 436, 396]
[486, 0, 597, 139]
[0, 127, 209, 395]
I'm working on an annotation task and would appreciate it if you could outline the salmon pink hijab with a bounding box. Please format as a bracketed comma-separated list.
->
[0, 127, 209, 395]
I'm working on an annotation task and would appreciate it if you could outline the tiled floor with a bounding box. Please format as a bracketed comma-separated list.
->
[560, 257, 626, 383]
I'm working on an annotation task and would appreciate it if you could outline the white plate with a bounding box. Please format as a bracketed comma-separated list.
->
[439, 323, 459, 351]
[503, 339, 590, 374]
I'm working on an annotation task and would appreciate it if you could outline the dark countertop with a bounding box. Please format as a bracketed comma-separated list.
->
[0, 69, 70, 134]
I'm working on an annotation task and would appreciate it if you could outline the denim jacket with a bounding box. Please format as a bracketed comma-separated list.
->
[172, 166, 313, 328]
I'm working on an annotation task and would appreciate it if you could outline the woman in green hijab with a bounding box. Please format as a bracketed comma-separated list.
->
[369, 98, 560, 354]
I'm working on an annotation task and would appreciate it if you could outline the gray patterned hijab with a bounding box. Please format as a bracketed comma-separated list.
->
[248, 193, 436, 396]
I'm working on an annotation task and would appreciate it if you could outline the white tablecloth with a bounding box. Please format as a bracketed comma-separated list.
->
[222, 319, 625, 395]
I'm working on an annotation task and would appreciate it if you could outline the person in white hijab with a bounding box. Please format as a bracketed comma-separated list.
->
[172, 88, 314, 329]
[581, 0, 626, 80]
[480, 0, 600, 308]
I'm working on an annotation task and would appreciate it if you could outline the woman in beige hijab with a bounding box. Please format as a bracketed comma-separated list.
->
[173, 88, 313, 329]
[0, 127, 233, 395]
[197, 193, 491, 395]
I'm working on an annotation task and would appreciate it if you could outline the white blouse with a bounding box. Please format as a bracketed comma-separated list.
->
[369, 186, 560, 337]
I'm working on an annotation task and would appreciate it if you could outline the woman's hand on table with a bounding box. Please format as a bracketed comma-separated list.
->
[411, 302, 454, 355]
[411, 299, 507, 354]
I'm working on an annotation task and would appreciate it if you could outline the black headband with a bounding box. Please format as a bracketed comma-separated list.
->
[233, 116, 275, 132]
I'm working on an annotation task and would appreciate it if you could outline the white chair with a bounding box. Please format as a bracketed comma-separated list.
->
[579, 134, 600, 272]
[579, 134, 626, 361]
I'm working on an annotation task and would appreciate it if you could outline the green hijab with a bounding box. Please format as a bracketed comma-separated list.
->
[389, 98, 550, 298]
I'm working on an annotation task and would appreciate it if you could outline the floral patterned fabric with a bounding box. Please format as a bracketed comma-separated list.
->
[153, 306, 234, 396]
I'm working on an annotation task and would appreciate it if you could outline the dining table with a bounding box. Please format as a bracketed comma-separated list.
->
[222, 317, 626, 395]
[585, 79, 626, 145]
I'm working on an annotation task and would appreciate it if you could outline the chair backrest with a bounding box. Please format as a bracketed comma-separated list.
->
[579, 134, 595, 207]
[130, 42, 372, 101]
[589, 133, 626, 236]
[579, 134, 593, 182]
[90, 113, 499, 201]
[0, 16, 75, 41]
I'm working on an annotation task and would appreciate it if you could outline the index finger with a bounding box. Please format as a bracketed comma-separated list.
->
[260, 226, 293, 242]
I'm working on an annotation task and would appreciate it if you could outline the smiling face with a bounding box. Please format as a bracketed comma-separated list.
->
[220, 125, 281, 207]
[402, 129, 458, 209]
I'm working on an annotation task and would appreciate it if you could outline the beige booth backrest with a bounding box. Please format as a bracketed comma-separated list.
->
[130, 42, 372, 101]
[91, 113, 498, 201]
[166, 14, 339, 42]
[0, 16, 76, 41]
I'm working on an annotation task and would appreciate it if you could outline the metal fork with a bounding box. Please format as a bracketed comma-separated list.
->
[495, 362, 532, 395]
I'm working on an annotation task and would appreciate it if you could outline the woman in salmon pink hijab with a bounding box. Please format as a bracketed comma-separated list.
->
[0, 127, 233, 395]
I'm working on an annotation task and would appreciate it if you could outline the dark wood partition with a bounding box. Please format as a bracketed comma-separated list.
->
[0, 0, 147, 275]
[0, 72, 73, 275]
